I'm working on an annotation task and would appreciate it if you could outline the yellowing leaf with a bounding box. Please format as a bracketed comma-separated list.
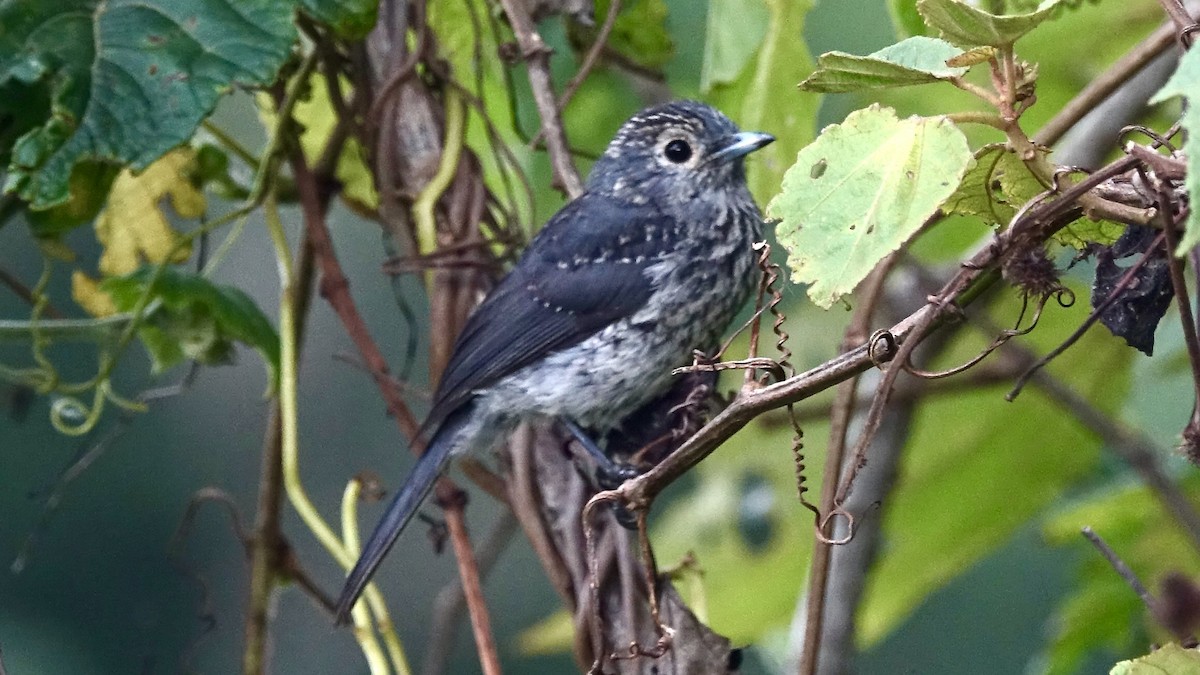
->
[71, 271, 118, 317]
[1111, 643, 1200, 675]
[94, 148, 200, 276]
[256, 75, 380, 213]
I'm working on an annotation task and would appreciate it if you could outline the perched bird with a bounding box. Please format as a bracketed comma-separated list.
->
[335, 100, 773, 622]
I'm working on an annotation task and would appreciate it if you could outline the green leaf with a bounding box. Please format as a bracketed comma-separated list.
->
[257, 74, 379, 213]
[766, 105, 972, 308]
[1043, 476, 1200, 675]
[916, 0, 1066, 47]
[709, 0, 819, 206]
[943, 143, 1016, 225]
[103, 267, 280, 386]
[1150, 45, 1200, 256]
[800, 37, 968, 93]
[860, 285, 1132, 645]
[1111, 644, 1200, 675]
[944, 144, 1122, 246]
[299, 0, 378, 39]
[0, 0, 296, 209]
[888, 0, 929, 38]
[700, 0, 770, 92]
[26, 162, 119, 236]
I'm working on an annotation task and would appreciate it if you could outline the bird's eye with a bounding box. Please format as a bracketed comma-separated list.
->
[664, 139, 693, 164]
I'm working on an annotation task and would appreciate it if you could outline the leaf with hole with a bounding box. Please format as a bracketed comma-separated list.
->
[767, 105, 971, 308]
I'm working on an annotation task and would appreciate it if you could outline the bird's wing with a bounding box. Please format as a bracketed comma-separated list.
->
[422, 193, 666, 432]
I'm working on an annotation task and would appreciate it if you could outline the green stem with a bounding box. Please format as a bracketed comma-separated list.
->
[413, 88, 466, 255]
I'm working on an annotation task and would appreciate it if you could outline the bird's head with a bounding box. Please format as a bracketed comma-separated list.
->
[586, 100, 773, 204]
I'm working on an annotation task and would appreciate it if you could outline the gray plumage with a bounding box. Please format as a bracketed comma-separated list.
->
[335, 100, 772, 622]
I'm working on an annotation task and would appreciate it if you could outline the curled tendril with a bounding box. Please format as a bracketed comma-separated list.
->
[815, 507, 855, 546]
[1055, 287, 1076, 308]
[104, 382, 149, 414]
[867, 330, 897, 367]
[50, 386, 106, 436]
[1118, 125, 1178, 154]
[1052, 165, 1087, 187]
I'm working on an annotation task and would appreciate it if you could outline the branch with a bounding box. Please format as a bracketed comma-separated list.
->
[423, 511, 519, 675]
[1081, 526, 1156, 610]
[1158, 0, 1198, 37]
[496, 0, 585, 197]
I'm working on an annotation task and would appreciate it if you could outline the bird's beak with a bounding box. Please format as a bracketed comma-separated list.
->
[709, 131, 774, 164]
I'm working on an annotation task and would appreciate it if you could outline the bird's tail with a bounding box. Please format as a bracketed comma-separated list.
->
[333, 408, 469, 623]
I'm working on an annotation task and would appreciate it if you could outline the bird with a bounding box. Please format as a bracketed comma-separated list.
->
[334, 100, 773, 622]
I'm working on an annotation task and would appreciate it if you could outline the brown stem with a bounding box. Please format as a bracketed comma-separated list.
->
[440, 493, 503, 675]
[1023, 356, 1200, 554]
[291, 152, 423, 441]
[0, 267, 63, 318]
[424, 511, 519, 675]
[1081, 527, 1156, 610]
[799, 257, 895, 675]
[496, 0, 585, 197]
[1156, 188, 1200, 408]
[530, 0, 622, 149]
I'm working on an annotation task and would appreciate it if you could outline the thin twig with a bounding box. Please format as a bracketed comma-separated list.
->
[439, 495, 503, 675]
[529, 0, 622, 149]
[423, 511, 519, 675]
[1154, 180, 1200, 407]
[291, 152, 423, 441]
[496, 0, 585, 197]
[0, 267, 63, 317]
[1081, 526, 1156, 610]
[1007, 230, 1166, 400]
[1021, 354, 1200, 554]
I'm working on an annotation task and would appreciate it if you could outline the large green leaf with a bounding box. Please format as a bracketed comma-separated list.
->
[103, 267, 280, 386]
[585, 0, 674, 70]
[888, 0, 929, 38]
[767, 105, 972, 308]
[1111, 644, 1200, 675]
[0, 0, 296, 208]
[860, 285, 1133, 645]
[800, 37, 969, 93]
